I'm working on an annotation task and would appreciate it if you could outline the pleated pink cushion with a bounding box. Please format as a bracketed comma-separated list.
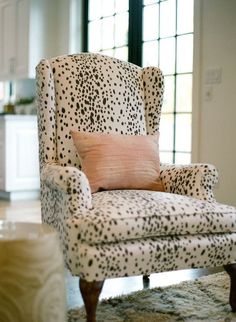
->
[71, 131, 164, 193]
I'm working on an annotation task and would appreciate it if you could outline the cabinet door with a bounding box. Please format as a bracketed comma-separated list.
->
[5, 118, 40, 191]
[0, 0, 16, 80]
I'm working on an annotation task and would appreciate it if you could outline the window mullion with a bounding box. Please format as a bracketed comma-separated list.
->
[82, 0, 89, 52]
[128, 0, 143, 66]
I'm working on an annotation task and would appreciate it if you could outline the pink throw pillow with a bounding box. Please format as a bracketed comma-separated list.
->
[71, 131, 164, 193]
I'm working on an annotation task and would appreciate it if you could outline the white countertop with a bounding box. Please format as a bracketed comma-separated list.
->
[0, 114, 37, 120]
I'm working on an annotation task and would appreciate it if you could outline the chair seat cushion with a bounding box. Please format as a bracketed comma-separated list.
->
[69, 190, 236, 245]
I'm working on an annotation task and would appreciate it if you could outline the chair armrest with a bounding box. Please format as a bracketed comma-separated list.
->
[41, 163, 92, 210]
[160, 163, 218, 202]
[40, 164, 93, 266]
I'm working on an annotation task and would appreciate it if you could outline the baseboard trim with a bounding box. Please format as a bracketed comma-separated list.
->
[0, 190, 40, 201]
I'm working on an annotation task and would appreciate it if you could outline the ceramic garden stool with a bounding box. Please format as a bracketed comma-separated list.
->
[0, 221, 66, 322]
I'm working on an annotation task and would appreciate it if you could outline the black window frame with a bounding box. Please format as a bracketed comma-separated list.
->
[82, 0, 143, 66]
[82, 0, 193, 164]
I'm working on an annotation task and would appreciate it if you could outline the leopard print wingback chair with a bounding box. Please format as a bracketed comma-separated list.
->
[36, 53, 236, 322]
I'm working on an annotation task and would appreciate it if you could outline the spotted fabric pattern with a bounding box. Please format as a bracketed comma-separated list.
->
[36, 53, 236, 282]
[41, 164, 92, 210]
[69, 190, 236, 245]
[73, 234, 236, 281]
[160, 163, 218, 202]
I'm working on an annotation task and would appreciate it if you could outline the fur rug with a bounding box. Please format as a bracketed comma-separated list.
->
[67, 272, 236, 322]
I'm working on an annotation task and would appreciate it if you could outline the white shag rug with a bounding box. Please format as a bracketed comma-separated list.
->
[67, 272, 236, 322]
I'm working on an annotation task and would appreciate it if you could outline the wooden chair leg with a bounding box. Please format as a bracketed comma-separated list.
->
[79, 279, 104, 322]
[143, 274, 150, 288]
[224, 264, 236, 312]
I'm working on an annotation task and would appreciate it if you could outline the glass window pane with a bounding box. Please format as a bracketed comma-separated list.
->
[115, 0, 128, 13]
[101, 17, 115, 49]
[175, 152, 191, 164]
[102, 0, 115, 17]
[160, 0, 176, 38]
[176, 74, 192, 112]
[115, 12, 128, 47]
[159, 38, 175, 75]
[160, 151, 173, 164]
[159, 113, 174, 151]
[143, 4, 159, 41]
[142, 41, 158, 67]
[89, 0, 102, 20]
[175, 113, 191, 152]
[88, 20, 102, 52]
[177, 0, 194, 34]
[114, 46, 128, 61]
[177, 34, 193, 73]
[101, 49, 114, 57]
[162, 76, 175, 113]
[144, 0, 158, 5]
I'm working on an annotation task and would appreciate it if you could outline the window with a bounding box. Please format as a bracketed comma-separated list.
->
[142, 0, 193, 163]
[83, 0, 194, 164]
[87, 0, 129, 61]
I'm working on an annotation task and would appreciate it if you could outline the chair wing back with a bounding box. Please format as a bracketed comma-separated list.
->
[36, 53, 164, 169]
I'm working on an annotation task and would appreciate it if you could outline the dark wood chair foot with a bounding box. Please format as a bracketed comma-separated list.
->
[143, 274, 150, 288]
[79, 279, 104, 322]
[224, 264, 236, 312]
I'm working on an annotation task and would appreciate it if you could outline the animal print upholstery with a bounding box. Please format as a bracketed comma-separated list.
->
[160, 163, 218, 202]
[71, 233, 236, 281]
[69, 190, 236, 244]
[36, 53, 236, 282]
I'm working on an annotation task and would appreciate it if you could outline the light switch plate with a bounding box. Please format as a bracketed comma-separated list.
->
[205, 68, 222, 84]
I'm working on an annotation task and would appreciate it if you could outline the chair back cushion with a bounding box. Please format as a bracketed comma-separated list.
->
[36, 53, 164, 169]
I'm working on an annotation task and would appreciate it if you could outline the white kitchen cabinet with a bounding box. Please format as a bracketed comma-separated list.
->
[0, 115, 40, 200]
[0, 0, 68, 80]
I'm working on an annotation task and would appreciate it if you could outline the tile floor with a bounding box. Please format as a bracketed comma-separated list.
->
[0, 198, 223, 309]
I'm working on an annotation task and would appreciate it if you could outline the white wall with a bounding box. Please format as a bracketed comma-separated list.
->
[33, 0, 83, 57]
[193, 0, 236, 206]
[29, 0, 77, 75]
[69, 0, 83, 54]
[57, 0, 70, 55]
